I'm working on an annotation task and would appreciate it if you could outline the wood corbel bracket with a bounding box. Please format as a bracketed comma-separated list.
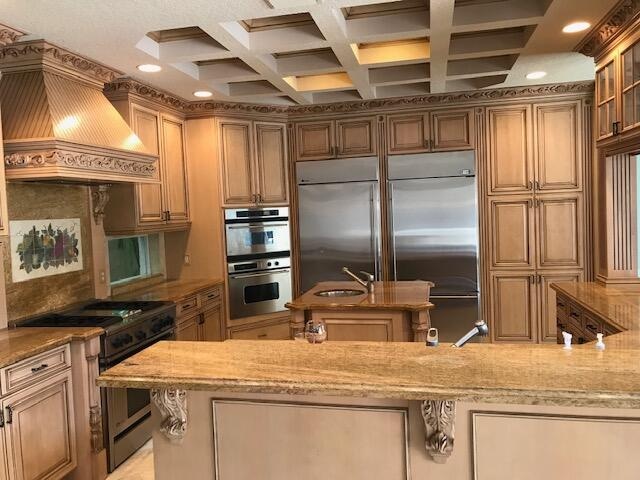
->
[90, 184, 111, 225]
[151, 388, 188, 442]
[421, 399, 456, 463]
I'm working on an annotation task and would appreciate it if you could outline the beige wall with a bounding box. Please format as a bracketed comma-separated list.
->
[4, 183, 95, 321]
[165, 117, 224, 281]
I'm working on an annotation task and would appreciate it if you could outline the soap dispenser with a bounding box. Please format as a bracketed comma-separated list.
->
[595, 333, 605, 351]
[561, 331, 572, 350]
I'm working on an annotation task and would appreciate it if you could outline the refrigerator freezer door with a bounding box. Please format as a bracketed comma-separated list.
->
[298, 182, 381, 292]
[429, 296, 480, 343]
[389, 176, 478, 295]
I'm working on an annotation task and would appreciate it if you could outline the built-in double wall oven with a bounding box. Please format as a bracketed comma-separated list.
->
[225, 207, 292, 319]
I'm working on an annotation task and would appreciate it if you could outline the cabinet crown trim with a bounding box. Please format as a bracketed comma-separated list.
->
[576, 0, 640, 58]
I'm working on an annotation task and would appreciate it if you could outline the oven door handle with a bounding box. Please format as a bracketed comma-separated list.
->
[227, 224, 289, 230]
[229, 268, 291, 279]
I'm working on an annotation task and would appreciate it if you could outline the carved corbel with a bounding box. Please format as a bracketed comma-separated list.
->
[151, 389, 188, 442]
[421, 400, 456, 463]
[90, 184, 111, 224]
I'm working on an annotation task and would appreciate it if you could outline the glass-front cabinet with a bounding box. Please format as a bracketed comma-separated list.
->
[596, 60, 617, 140]
[621, 41, 640, 131]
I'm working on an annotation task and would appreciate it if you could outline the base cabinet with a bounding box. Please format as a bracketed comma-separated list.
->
[310, 311, 409, 342]
[228, 315, 291, 340]
[175, 286, 224, 342]
[3, 371, 75, 480]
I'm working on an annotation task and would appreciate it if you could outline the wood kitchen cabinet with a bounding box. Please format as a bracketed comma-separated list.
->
[387, 109, 473, 154]
[218, 118, 288, 206]
[103, 103, 190, 234]
[228, 315, 291, 340]
[489, 196, 535, 269]
[490, 273, 537, 342]
[175, 286, 224, 342]
[295, 117, 376, 160]
[3, 371, 75, 480]
[311, 311, 408, 342]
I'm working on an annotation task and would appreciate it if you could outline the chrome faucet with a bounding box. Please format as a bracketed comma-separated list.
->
[451, 320, 489, 347]
[342, 267, 375, 294]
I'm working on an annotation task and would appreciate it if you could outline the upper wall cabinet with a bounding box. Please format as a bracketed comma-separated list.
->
[487, 101, 582, 195]
[218, 118, 288, 206]
[104, 103, 190, 234]
[387, 109, 473, 154]
[594, 27, 640, 143]
[295, 117, 376, 160]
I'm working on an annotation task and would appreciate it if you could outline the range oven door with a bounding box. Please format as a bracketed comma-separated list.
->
[102, 329, 174, 472]
[228, 268, 292, 319]
[225, 221, 290, 258]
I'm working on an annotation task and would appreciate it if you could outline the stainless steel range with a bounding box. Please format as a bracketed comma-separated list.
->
[19, 300, 176, 472]
[225, 207, 292, 319]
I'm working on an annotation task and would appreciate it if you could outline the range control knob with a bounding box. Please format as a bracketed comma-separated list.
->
[123, 334, 133, 345]
[275, 261, 280, 266]
[135, 330, 147, 341]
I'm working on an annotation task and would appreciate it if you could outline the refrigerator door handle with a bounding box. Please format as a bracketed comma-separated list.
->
[388, 182, 397, 281]
[370, 184, 382, 280]
[430, 295, 479, 299]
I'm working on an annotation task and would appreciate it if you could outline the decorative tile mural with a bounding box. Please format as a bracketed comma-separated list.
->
[10, 218, 83, 283]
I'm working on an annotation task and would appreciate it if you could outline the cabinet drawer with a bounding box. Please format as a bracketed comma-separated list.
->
[229, 320, 290, 340]
[199, 286, 221, 309]
[176, 295, 199, 317]
[1, 344, 70, 395]
[555, 295, 569, 315]
[567, 304, 583, 329]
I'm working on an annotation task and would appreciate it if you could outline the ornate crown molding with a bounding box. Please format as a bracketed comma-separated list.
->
[576, 0, 640, 58]
[286, 81, 594, 116]
[5, 149, 157, 178]
[0, 40, 121, 84]
[0, 24, 26, 47]
[106, 78, 593, 119]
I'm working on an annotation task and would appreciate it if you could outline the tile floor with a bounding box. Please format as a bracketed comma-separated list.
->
[105, 440, 154, 480]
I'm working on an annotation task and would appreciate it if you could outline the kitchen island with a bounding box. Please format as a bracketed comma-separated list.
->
[286, 280, 434, 342]
[98, 337, 640, 480]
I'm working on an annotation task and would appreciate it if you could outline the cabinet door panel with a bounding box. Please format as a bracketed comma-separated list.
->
[387, 114, 428, 154]
[490, 197, 535, 269]
[487, 106, 532, 194]
[314, 311, 406, 342]
[161, 114, 189, 221]
[219, 119, 254, 205]
[491, 274, 536, 342]
[255, 122, 288, 204]
[4, 371, 76, 480]
[296, 121, 333, 160]
[336, 117, 376, 157]
[431, 110, 473, 151]
[200, 304, 223, 342]
[534, 102, 581, 192]
[539, 272, 583, 343]
[176, 315, 199, 342]
[537, 195, 582, 269]
[229, 318, 290, 340]
[131, 105, 164, 223]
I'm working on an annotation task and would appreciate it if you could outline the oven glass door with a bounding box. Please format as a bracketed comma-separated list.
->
[225, 222, 290, 257]
[229, 268, 292, 319]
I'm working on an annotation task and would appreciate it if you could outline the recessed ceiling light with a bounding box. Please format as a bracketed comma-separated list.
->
[562, 21, 591, 34]
[137, 64, 162, 73]
[193, 90, 213, 98]
[526, 71, 547, 80]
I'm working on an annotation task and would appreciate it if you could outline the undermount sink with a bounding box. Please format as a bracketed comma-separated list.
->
[314, 289, 366, 298]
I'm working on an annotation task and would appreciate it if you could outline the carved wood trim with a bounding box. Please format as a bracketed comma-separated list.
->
[84, 339, 104, 454]
[105, 78, 594, 119]
[91, 185, 111, 224]
[4, 148, 157, 178]
[151, 389, 188, 442]
[0, 40, 121, 84]
[0, 24, 26, 47]
[421, 400, 456, 463]
[576, 0, 640, 58]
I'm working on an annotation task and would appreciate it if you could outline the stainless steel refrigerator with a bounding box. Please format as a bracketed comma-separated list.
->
[388, 151, 480, 342]
[297, 157, 382, 293]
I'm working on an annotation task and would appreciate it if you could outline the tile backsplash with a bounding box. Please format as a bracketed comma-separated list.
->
[4, 183, 95, 321]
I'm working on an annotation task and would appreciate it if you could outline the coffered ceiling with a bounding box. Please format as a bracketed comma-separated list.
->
[0, 0, 617, 105]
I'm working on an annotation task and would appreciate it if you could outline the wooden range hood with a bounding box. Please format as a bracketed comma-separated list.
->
[0, 39, 158, 184]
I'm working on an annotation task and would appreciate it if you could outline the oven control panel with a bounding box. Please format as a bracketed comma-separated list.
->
[228, 256, 291, 274]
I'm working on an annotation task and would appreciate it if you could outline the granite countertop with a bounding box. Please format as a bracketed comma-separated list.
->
[551, 282, 640, 348]
[97, 338, 640, 409]
[0, 327, 103, 368]
[286, 281, 434, 311]
[111, 278, 224, 303]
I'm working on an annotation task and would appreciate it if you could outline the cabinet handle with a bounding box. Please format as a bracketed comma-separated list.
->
[527, 181, 533, 190]
[585, 324, 598, 332]
[257, 333, 268, 339]
[612, 121, 620, 136]
[31, 363, 48, 374]
[534, 180, 540, 190]
[5, 406, 12, 425]
[257, 193, 262, 203]
[529, 275, 535, 285]
[0, 410, 4, 428]
[527, 199, 533, 208]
